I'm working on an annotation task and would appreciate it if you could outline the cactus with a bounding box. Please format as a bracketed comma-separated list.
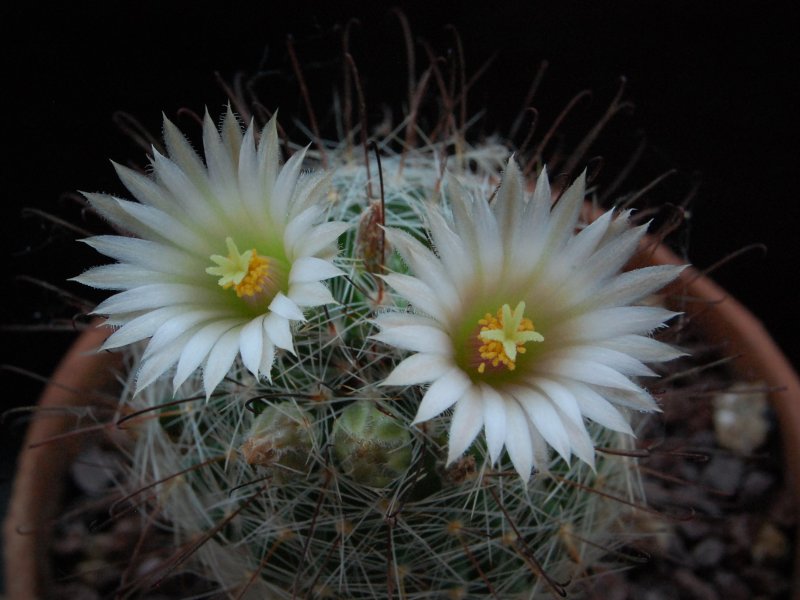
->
[65, 22, 689, 600]
[96, 131, 674, 598]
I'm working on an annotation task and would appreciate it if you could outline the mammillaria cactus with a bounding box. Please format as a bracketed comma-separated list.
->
[72, 96, 684, 597]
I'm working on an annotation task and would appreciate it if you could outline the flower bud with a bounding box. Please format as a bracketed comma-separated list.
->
[332, 400, 411, 487]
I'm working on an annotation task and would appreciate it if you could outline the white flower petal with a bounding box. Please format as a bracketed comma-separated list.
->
[113, 161, 176, 215]
[268, 292, 305, 321]
[513, 388, 572, 463]
[504, 399, 535, 481]
[135, 330, 193, 393]
[143, 309, 226, 360]
[82, 236, 198, 275]
[597, 383, 659, 412]
[493, 157, 526, 243]
[535, 357, 644, 393]
[202, 111, 238, 207]
[563, 381, 635, 435]
[237, 121, 267, 229]
[101, 305, 186, 351]
[528, 379, 584, 431]
[412, 368, 472, 424]
[545, 346, 657, 377]
[94, 284, 222, 316]
[257, 117, 280, 197]
[259, 339, 276, 381]
[288, 170, 330, 220]
[545, 170, 585, 252]
[72, 264, 172, 291]
[151, 148, 219, 227]
[382, 353, 452, 386]
[600, 335, 686, 363]
[173, 319, 240, 392]
[202, 327, 243, 399]
[83, 192, 150, 238]
[579, 223, 649, 285]
[289, 256, 343, 284]
[390, 237, 461, 317]
[373, 312, 440, 330]
[288, 281, 335, 307]
[297, 221, 349, 258]
[447, 386, 484, 464]
[111, 198, 211, 255]
[239, 316, 266, 379]
[284, 206, 323, 257]
[264, 312, 293, 353]
[556, 409, 595, 469]
[558, 209, 614, 268]
[371, 324, 452, 354]
[270, 146, 306, 224]
[381, 273, 450, 323]
[221, 106, 244, 163]
[480, 385, 507, 465]
[163, 115, 207, 185]
[590, 264, 686, 307]
[426, 201, 474, 284]
[554, 306, 680, 343]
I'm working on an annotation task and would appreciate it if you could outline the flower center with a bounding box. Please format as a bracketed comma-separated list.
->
[206, 237, 284, 310]
[475, 301, 544, 374]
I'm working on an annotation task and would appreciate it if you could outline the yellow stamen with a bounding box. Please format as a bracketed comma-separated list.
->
[207, 237, 282, 308]
[476, 301, 543, 373]
[231, 254, 271, 299]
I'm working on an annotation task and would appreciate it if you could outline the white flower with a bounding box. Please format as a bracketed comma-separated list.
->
[74, 108, 347, 398]
[373, 158, 685, 481]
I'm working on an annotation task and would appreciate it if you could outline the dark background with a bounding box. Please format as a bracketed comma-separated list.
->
[2, 0, 798, 590]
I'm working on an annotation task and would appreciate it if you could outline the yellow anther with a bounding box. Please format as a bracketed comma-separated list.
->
[231, 254, 271, 299]
[207, 237, 283, 308]
[476, 301, 543, 373]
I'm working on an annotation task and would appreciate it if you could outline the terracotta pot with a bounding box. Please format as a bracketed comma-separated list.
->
[3, 325, 119, 600]
[4, 242, 799, 598]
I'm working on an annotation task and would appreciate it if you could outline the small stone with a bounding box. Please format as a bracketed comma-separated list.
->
[751, 522, 789, 563]
[691, 536, 725, 568]
[678, 518, 712, 541]
[740, 470, 774, 502]
[701, 454, 743, 496]
[712, 383, 770, 455]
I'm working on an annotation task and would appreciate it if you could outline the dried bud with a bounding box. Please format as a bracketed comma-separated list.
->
[241, 401, 315, 475]
[355, 200, 387, 274]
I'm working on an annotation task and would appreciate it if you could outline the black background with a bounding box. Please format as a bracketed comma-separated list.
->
[2, 0, 798, 588]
